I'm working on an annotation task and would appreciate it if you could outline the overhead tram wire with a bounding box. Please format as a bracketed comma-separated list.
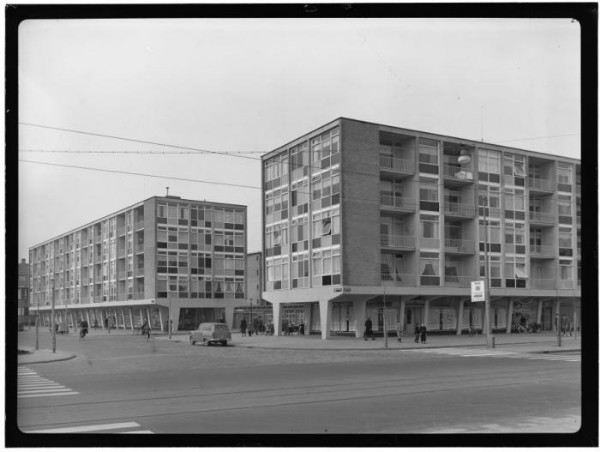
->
[18, 122, 445, 187]
[19, 149, 265, 155]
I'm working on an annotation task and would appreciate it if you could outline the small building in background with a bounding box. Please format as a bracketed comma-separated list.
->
[18, 259, 30, 329]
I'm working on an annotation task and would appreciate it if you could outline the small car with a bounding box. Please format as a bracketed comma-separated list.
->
[189, 322, 231, 346]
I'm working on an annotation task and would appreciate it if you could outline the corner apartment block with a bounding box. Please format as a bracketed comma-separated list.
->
[261, 118, 581, 339]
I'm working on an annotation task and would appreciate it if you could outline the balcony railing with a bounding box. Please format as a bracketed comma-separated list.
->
[117, 249, 126, 258]
[444, 238, 475, 254]
[444, 275, 472, 287]
[528, 178, 554, 192]
[380, 194, 417, 211]
[557, 280, 575, 289]
[529, 211, 554, 224]
[530, 278, 557, 289]
[444, 202, 476, 218]
[380, 234, 416, 249]
[529, 245, 556, 258]
[381, 272, 416, 286]
[443, 163, 474, 182]
[134, 220, 144, 230]
[117, 226, 126, 236]
[420, 237, 440, 249]
[379, 155, 414, 174]
[134, 267, 144, 277]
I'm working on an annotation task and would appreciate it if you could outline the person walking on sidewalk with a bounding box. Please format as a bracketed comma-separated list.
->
[240, 318, 247, 337]
[141, 320, 151, 341]
[364, 318, 375, 341]
[420, 323, 427, 344]
[414, 324, 421, 343]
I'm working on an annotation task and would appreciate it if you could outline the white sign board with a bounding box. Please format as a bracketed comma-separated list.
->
[471, 280, 486, 302]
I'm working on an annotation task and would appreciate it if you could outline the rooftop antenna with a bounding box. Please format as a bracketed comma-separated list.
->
[481, 105, 484, 142]
[166, 186, 170, 197]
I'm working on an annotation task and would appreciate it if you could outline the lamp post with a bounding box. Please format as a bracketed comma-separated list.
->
[457, 147, 492, 348]
[383, 286, 388, 349]
[168, 293, 172, 340]
[51, 278, 56, 353]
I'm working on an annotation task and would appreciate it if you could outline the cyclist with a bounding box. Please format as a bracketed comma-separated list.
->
[79, 318, 89, 340]
[141, 320, 151, 341]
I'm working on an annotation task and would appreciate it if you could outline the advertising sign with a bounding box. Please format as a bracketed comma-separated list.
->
[471, 280, 486, 302]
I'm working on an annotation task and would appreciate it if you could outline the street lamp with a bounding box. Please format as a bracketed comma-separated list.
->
[457, 147, 493, 348]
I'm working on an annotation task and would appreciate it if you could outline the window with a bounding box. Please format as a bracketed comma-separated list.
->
[504, 222, 526, 254]
[504, 188, 525, 220]
[291, 252, 310, 288]
[264, 153, 289, 190]
[559, 227, 573, 256]
[559, 259, 573, 284]
[557, 162, 573, 192]
[478, 185, 500, 217]
[311, 248, 341, 287]
[558, 195, 572, 224]
[478, 150, 501, 182]
[311, 208, 340, 249]
[420, 215, 439, 243]
[419, 252, 440, 286]
[418, 139, 439, 174]
[504, 256, 527, 288]
[265, 256, 289, 291]
[381, 253, 405, 281]
[479, 219, 501, 253]
[290, 142, 309, 180]
[503, 153, 526, 186]
[420, 182, 439, 211]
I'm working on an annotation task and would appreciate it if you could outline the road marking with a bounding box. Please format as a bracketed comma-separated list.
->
[406, 348, 580, 362]
[24, 422, 153, 434]
[18, 368, 78, 398]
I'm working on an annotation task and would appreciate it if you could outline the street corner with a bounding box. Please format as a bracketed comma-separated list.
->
[18, 349, 76, 364]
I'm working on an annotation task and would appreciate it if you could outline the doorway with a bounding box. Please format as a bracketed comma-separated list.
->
[405, 307, 422, 335]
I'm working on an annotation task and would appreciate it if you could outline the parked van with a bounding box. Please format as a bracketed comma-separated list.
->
[189, 322, 231, 346]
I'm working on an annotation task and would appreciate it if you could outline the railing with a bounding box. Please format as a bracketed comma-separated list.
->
[444, 275, 472, 287]
[117, 226, 126, 236]
[381, 272, 416, 286]
[134, 267, 144, 277]
[529, 245, 556, 258]
[530, 279, 557, 289]
[444, 202, 476, 217]
[380, 234, 416, 249]
[117, 249, 126, 258]
[528, 178, 554, 192]
[420, 238, 440, 249]
[117, 271, 127, 280]
[380, 194, 416, 211]
[443, 163, 474, 181]
[379, 154, 414, 173]
[576, 184, 581, 196]
[529, 211, 554, 223]
[557, 280, 575, 289]
[444, 238, 475, 253]
[134, 220, 144, 230]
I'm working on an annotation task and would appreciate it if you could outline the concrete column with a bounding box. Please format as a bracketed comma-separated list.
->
[158, 307, 165, 332]
[553, 299, 560, 332]
[506, 298, 513, 334]
[129, 308, 134, 331]
[423, 299, 430, 329]
[121, 309, 126, 330]
[319, 299, 332, 340]
[86, 310, 91, 329]
[536, 299, 543, 325]
[146, 307, 152, 326]
[224, 306, 234, 330]
[456, 299, 464, 335]
[272, 302, 282, 336]
[353, 299, 366, 338]
[399, 298, 406, 333]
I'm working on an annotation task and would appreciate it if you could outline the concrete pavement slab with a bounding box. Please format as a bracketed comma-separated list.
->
[18, 347, 75, 364]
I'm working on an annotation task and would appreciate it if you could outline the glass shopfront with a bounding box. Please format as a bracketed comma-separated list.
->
[332, 302, 354, 332]
[178, 307, 225, 331]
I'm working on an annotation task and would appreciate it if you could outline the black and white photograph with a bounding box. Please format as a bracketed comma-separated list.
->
[6, 3, 597, 448]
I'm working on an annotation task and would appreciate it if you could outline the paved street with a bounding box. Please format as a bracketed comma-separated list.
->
[16, 329, 581, 436]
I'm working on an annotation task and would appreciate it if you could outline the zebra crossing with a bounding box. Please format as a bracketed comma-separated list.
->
[18, 366, 79, 398]
[22, 421, 154, 434]
[405, 348, 581, 362]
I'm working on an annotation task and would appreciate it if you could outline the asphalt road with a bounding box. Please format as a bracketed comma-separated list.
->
[16, 330, 581, 437]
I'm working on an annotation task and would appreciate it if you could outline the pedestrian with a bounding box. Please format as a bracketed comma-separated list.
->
[420, 323, 427, 344]
[141, 320, 151, 341]
[240, 318, 247, 337]
[396, 322, 403, 342]
[247, 321, 254, 337]
[253, 317, 260, 336]
[364, 318, 374, 341]
[104, 317, 110, 334]
[299, 322, 305, 335]
[414, 324, 420, 343]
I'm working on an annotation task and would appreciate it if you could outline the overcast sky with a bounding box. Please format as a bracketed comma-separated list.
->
[18, 18, 581, 261]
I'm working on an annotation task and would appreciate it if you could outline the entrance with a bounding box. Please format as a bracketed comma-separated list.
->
[405, 307, 422, 335]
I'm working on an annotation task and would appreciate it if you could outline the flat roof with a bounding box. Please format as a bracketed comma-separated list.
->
[261, 116, 580, 164]
[29, 195, 247, 251]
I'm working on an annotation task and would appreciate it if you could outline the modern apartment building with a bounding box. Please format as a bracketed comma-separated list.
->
[29, 196, 248, 332]
[261, 118, 581, 339]
[18, 259, 30, 327]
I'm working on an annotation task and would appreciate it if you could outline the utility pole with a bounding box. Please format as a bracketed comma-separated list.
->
[168, 293, 172, 340]
[51, 279, 56, 353]
[482, 190, 493, 348]
[383, 287, 388, 349]
[556, 299, 562, 347]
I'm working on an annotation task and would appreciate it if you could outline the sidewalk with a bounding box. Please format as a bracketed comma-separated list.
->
[156, 331, 581, 354]
[18, 346, 75, 365]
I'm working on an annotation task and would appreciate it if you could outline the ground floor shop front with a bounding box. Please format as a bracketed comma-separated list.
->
[264, 292, 581, 339]
[31, 298, 253, 333]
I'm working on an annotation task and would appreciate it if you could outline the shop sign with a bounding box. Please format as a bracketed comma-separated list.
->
[471, 280, 486, 302]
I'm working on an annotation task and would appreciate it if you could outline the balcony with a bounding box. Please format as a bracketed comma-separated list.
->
[444, 202, 476, 219]
[443, 274, 472, 287]
[117, 249, 126, 259]
[528, 178, 555, 193]
[557, 280, 576, 289]
[529, 245, 556, 259]
[380, 194, 416, 214]
[134, 220, 145, 230]
[530, 278, 557, 289]
[117, 271, 127, 280]
[380, 234, 416, 250]
[443, 163, 474, 187]
[528, 210, 555, 226]
[117, 226, 126, 236]
[379, 155, 414, 178]
[420, 237, 440, 249]
[134, 267, 144, 277]
[444, 238, 475, 254]
[381, 272, 416, 286]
